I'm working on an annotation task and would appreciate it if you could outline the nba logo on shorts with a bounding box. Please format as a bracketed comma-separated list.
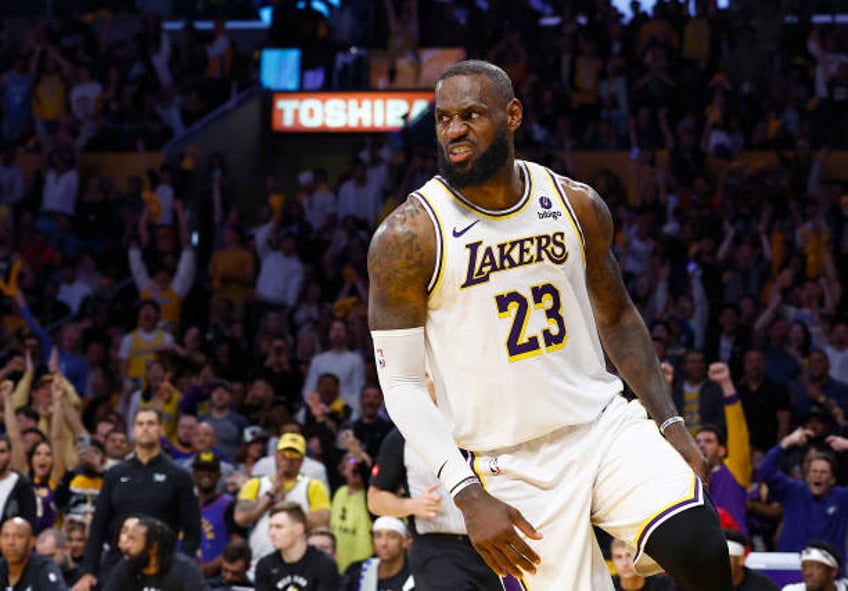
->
[488, 457, 501, 474]
[377, 348, 386, 368]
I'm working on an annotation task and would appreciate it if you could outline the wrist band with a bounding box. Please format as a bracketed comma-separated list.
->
[449, 476, 481, 498]
[659, 415, 684, 435]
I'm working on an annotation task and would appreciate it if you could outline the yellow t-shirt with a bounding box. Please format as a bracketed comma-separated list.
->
[237, 475, 330, 511]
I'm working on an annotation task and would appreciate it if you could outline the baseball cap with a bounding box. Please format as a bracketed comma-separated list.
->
[276, 433, 306, 456]
[192, 450, 221, 471]
[244, 426, 269, 444]
[372, 516, 407, 537]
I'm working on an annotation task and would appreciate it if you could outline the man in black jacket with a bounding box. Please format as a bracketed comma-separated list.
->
[0, 435, 36, 528]
[104, 516, 208, 591]
[73, 409, 201, 591]
[0, 517, 67, 591]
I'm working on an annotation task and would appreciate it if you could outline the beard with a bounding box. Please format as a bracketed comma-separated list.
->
[438, 129, 510, 189]
[125, 547, 151, 575]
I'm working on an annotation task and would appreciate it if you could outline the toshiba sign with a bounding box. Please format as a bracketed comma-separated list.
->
[271, 91, 433, 132]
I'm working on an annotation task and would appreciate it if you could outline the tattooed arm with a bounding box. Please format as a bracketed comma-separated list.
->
[368, 196, 542, 578]
[566, 180, 709, 485]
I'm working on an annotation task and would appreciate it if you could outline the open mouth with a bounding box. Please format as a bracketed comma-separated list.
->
[447, 143, 473, 163]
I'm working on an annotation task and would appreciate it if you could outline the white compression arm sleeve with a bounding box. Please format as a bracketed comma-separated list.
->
[372, 327, 479, 498]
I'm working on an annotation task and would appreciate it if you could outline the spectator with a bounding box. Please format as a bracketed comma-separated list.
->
[792, 349, 848, 422]
[737, 349, 791, 453]
[351, 384, 392, 460]
[0, 147, 25, 208]
[302, 169, 337, 243]
[208, 224, 256, 320]
[254, 503, 339, 591]
[235, 433, 330, 576]
[194, 451, 242, 578]
[208, 540, 253, 590]
[302, 319, 365, 419]
[329, 452, 372, 573]
[36, 529, 81, 586]
[103, 516, 208, 591]
[759, 426, 848, 557]
[1, 55, 34, 143]
[177, 421, 236, 489]
[724, 529, 778, 590]
[199, 381, 249, 462]
[254, 226, 304, 310]
[128, 201, 195, 332]
[0, 517, 66, 591]
[306, 528, 336, 560]
[54, 439, 105, 527]
[695, 363, 752, 533]
[74, 409, 201, 591]
[40, 149, 79, 220]
[0, 390, 37, 528]
[610, 538, 674, 591]
[672, 349, 725, 436]
[826, 322, 848, 385]
[781, 541, 846, 591]
[342, 516, 414, 591]
[116, 300, 174, 393]
[336, 160, 383, 229]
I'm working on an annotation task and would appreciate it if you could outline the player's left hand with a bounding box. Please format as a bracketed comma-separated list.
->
[455, 483, 542, 578]
[663, 422, 710, 489]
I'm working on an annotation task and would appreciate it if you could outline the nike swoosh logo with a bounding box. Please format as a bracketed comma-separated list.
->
[452, 220, 479, 238]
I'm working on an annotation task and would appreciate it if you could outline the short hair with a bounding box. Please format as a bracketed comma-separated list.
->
[138, 516, 176, 573]
[15, 406, 39, 423]
[0, 434, 12, 451]
[21, 428, 46, 445]
[307, 527, 337, 551]
[696, 423, 726, 447]
[317, 373, 340, 388]
[221, 539, 252, 564]
[138, 299, 161, 315]
[37, 528, 67, 549]
[269, 502, 307, 528]
[809, 452, 838, 476]
[133, 407, 163, 424]
[437, 60, 516, 107]
[65, 520, 86, 536]
[609, 539, 630, 553]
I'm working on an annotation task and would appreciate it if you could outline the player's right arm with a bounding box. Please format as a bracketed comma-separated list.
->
[368, 197, 541, 578]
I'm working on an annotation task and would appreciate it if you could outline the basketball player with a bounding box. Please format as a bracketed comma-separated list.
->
[368, 60, 732, 590]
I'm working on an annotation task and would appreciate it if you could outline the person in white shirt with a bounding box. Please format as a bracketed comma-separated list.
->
[57, 262, 92, 317]
[302, 319, 365, 419]
[254, 225, 304, 309]
[40, 150, 79, 217]
[827, 322, 848, 384]
[302, 169, 337, 237]
[337, 160, 384, 229]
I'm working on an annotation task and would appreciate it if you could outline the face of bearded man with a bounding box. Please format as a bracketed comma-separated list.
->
[125, 545, 151, 575]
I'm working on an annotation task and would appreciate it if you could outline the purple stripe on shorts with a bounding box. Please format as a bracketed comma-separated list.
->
[502, 575, 526, 591]
[635, 477, 703, 556]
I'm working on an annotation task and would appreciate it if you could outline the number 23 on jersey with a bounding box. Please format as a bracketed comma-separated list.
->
[496, 281, 567, 362]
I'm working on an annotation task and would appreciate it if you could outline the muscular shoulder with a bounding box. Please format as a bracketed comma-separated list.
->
[556, 176, 614, 255]
[367, 195, 435, 330]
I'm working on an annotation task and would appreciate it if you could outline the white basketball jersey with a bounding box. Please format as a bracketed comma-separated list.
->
[414, 160, 622, 450]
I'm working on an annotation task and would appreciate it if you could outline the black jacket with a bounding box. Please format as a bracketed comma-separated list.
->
[104, 552, 209, 591]
[81, 453, 201, 577]
[0, 553, 67, 591]
[0, 471, 37, 530]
